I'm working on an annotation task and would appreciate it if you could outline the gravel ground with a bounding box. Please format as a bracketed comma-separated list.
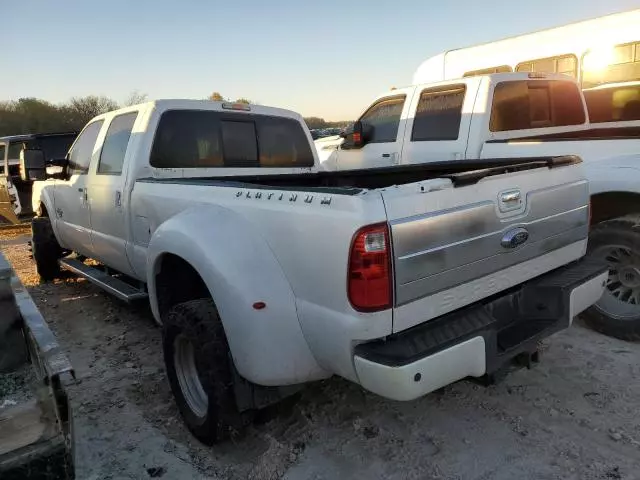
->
[2, 229, 640, 480]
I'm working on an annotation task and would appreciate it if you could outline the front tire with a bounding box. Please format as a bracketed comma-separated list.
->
[584, 216, 640, 341]
[31, 217, 62, 281]
[162, 299, 250, 444]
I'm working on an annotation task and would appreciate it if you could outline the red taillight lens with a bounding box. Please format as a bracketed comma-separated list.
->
[348, 223, 392, 312]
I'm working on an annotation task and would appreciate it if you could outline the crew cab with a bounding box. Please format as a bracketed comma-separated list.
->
[24, 100, 606, 444]
[323, 73, 640, 340]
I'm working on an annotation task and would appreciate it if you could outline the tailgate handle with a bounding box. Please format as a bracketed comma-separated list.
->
[501, 191, 521, 203]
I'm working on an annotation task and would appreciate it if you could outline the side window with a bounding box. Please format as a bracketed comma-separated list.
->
[68, 121, 104, 174]
[359, 96, 406, 143]
[463, 66, 512, 77]
[515, 54, 578, 78]
[490, 80, 585, 132]
[0, 145, 5, 161]
[8, 142, 24, 160]
[411, 85, 466, 141]
[582, 41, 640, 88]
[97, 113, 137, 175]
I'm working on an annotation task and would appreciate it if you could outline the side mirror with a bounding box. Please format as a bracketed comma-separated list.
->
[352, 121, 365, 148]
[45, 157, 70, 179]
[339, 125, 353, 138]
[19, 149, 46, 181]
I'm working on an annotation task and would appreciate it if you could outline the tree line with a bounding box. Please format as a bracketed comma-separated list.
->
[0, 90, 351, 137]
[0, 91, 148, 137]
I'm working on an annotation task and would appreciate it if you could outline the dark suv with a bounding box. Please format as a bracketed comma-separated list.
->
[0, 132, 77, 217]
[0, 132, 77, 178]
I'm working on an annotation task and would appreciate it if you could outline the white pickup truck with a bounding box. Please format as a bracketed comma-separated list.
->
[322, 72, 640, 340]
[23, 100, 606, 444]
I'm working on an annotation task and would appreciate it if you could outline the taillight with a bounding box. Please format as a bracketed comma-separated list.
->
[348, 223, 392, 312]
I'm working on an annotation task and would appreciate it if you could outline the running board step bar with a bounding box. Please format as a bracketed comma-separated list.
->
[58, 258, 148, 302]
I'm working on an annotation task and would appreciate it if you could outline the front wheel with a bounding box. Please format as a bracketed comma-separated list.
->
[162, 299, 251, 444]
[584, 217, 640, 341]
[31, 217, 62, 281]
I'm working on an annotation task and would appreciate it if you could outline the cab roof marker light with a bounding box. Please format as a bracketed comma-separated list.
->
[222, 102, 251, 111]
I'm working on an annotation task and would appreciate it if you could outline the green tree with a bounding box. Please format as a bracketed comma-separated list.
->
[234, 98, 251, 104]
[65, 96, 118, 128]
[208, 91, 225, 101]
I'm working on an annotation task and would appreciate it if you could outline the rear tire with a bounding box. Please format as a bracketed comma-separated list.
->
[31, 217, 62, 281]
[584, 217, 640, 341]
[162, 298, 250, 444]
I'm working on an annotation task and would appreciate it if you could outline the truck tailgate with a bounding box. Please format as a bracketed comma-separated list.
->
[381, 161, 589, 333]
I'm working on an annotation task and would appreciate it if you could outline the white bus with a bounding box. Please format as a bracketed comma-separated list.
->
[413, 9, 640, 123]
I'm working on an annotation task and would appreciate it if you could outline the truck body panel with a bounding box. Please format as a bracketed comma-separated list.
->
[29, 99, 605, 404]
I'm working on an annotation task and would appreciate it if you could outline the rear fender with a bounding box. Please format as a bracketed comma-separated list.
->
[147, 205, 328, 386]
[585, 155, 640, 195]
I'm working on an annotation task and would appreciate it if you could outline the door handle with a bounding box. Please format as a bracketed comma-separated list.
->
[115, 190, 122, 207]
[382, 153, 399, 164]
[79, 187, 87, 204]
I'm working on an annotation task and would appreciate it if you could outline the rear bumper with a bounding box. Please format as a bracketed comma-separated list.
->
[353, 259, 608, 401]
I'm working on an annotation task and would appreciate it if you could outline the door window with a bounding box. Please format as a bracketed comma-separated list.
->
[68, 121, 104, 174]
[97, 113, 137, 175]
[359, 96, 406, 143]
[411, 85, 466, 141]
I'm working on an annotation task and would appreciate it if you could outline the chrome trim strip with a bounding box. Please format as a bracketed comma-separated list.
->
[395, 225, 588, 305]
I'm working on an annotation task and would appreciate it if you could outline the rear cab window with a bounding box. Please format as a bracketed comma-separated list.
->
[490, 80, 586, 133]
[150, 110, 314, 169]
[584, 84, 640, 123]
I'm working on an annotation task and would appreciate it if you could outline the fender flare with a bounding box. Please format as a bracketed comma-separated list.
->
[34, 186, 64, 240]
[147, 205, 328, 386]
[585, 158, 640, 196]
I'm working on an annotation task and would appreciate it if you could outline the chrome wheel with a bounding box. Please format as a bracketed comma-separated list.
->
[593, 245, 640, 319]
[173, 334, 208, 418]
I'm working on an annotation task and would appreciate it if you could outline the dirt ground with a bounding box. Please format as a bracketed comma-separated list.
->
[2, 228, 640, 480]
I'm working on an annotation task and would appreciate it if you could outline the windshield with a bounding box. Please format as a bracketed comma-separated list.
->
[584, 85, 640, 123]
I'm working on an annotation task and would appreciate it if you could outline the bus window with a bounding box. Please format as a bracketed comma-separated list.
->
[582, 41, 640, 89]
[463, 65, 512, 77]
[583, 84, 640, 123]
[516, 54, 577, 78]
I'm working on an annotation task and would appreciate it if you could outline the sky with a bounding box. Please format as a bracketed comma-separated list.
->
[2, 0, 639, 120]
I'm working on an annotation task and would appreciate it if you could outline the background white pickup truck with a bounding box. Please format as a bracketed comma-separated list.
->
[23, 100, 606, 444]
[322, 72, 640, 340]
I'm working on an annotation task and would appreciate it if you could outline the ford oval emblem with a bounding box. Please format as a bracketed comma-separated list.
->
[501, 227, 529, 249]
